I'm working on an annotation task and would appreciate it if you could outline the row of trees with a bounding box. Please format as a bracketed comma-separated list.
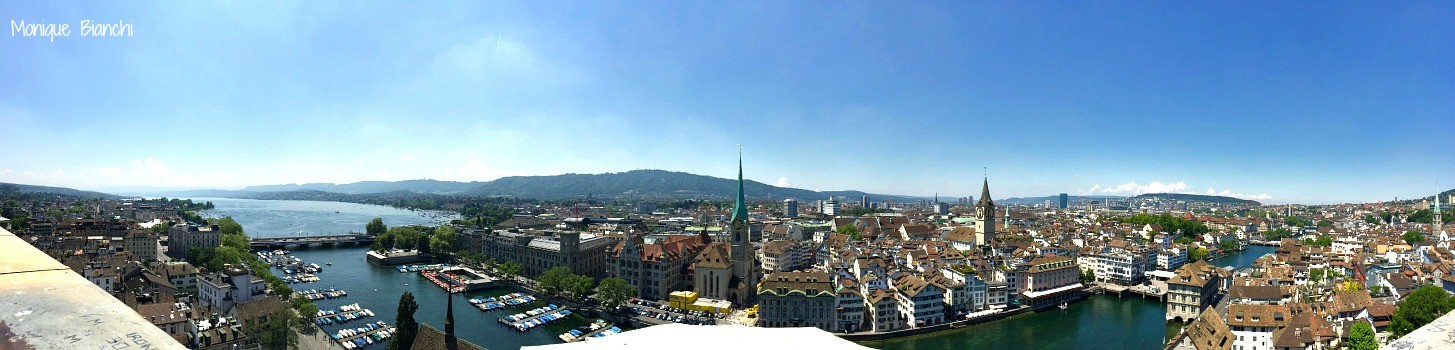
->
[368, 219, 461, 260]
[1116, 213, 1211, 237]
[536, 266, 637, 309]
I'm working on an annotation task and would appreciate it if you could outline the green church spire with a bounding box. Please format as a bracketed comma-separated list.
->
[732, 145, 748, 223]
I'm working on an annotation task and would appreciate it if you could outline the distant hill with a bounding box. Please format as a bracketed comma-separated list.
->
[1131, 193, 1261, 206]
[0, 182, 121, 199]
[242, 180, 485, 195]
[222, 169, 929, 202]
[999, 195, 1125, 205]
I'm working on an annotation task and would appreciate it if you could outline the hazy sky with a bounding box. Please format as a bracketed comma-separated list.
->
[2, 1, 1452, 204]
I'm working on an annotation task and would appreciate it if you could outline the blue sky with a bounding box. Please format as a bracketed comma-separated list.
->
[1, 1, 1451, 204]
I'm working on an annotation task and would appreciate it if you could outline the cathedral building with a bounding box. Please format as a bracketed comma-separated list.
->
[693, 150, 762, 306]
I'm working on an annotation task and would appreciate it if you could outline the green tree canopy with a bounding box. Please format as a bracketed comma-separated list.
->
[367, 218, 387, 235]
[566, 274, 596, 300]
[1263, 228, 1294, 241]
[1390, 285, 1455, 337]
[1189, 247, 1210, 261]
[1346, 321, 1377, 350]
[596, 277, 636, 309]
[837, 224, 861, 241]
[1403, 231, 1425, 245]
[389, 292, 419, 350]
[539, 266, 574, 295]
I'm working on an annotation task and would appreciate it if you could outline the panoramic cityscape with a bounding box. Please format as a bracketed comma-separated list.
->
[2, 2, 1454, 350]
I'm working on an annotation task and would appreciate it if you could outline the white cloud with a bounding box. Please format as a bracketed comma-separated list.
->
[129, 157, 170, 179]
[47, 169, 67, 178]
[1078, 180, 1273, 201]
[774, 177, 791, 187]
[0, 169, 11, 175]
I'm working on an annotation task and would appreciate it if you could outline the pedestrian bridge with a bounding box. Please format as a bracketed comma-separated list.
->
[249, 234, 375, 249]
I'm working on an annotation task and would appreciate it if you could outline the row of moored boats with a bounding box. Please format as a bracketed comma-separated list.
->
[499, 304, 572, 332]
[470, 292, 536, 311]
[301, 287, 348, 301]
[331, 321, 395, 349]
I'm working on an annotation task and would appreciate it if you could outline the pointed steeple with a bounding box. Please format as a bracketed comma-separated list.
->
[977, 175, 994, 207]
[444, 284, 458, 350]
[731, 146, 748, 223]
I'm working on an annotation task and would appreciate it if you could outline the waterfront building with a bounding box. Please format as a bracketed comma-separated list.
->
[1166, 260, 1226, 322]
[611, 225, 708, 301]
[478, 229, 613, 278]
[835, 285, 866, 333]
[866, 288, 902, 332]
[940, 264, 987, 313]
[1226, 304, 1286, 350]
[756, 271, 836, 331]
[1095, 243, 1153, 286]
[1019, 255, 1082, 310]
[197, 265, 266, 314]
[975, 177, 997, 245]
[893, 274, 946, 327]
[167, 224, 220, 259]
[1156, 245, 1190, 271]
[692, 152, 761, 306]
[784, 198, 799, 218]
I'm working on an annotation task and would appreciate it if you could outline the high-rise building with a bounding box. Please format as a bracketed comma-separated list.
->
[822, 198, 840, 216]
[1059, 193, 1068, 209]
[783, 198, 798, 218]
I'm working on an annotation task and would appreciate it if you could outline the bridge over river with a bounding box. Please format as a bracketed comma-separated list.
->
[249, 233, 375, 249]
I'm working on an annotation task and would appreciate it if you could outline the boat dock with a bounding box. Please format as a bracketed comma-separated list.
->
[559, 319, 621, 343]
[331, 321, 395, 349]
[499, 304, 572, 332]
[1100, 283, 1166, 302]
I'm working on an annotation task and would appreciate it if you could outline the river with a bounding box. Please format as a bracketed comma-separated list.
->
[866, 244, 1275, 350]
[190, 197, 1276, 350]
[190, 198, 578, 349]
[192, 197, 453, 238]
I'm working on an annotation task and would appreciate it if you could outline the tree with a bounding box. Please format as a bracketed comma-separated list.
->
[1079, 268, 1096, 284]
[1347, 321, 1377, 350]
[566, 274, 596, 300]
[1390, 285, 1455, 337]
[1189, 247, 1210, 261]
[1365, 215, 1380, 224]
[1263, 228, 1293, 241]
[389, 292, 420, 350]
[429, 226, 459, 257]
[837, 224, 861, 241]
[540, 266, 574, 295]
[1218, 239, 1239, 251]
[212, 216, 244, 236]
[1403, 231, 1425, 245]
[1174, 236, 1194, 245]
[415, 235, 431, 257]
[596, 277, 636, 309]
[257, 304, 299, 350]
[501, 261, 523, 282]
[367, 218, 387, 236]
[1316, 219, 1334, 227]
